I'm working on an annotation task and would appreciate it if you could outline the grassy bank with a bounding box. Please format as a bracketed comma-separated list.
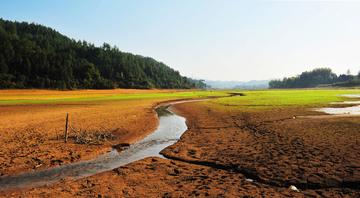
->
[0, 89, 228, 105]
[214, 89, 360, 111]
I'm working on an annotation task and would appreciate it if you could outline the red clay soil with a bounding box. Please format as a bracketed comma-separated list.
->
[0, 157, 297, 197]
[0, 99, 161, 176]
[2, 100, 359, 197]
[8, 157, 357, 198]
[162, 102, 360, 196]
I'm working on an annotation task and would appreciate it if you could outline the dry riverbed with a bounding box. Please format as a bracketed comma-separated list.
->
[0, 89, 206, 176]
[2, 97, 359, 197]
[163, 102, 360, 196]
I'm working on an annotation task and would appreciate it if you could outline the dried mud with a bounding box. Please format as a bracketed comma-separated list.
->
[1, 97, 359, 197]
[0, 98, 165, 176]
[162, 102, 360, 196]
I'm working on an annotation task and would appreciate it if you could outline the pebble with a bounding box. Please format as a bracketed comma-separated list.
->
[289, 185, 300, 192]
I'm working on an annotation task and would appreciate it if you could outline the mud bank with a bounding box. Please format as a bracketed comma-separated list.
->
[161, 102, 359, 196]
[0, 99, 161, 176]
[0, 98, 214, 191]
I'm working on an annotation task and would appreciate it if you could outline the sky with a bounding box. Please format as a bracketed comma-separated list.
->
[1, 0, 360, 81]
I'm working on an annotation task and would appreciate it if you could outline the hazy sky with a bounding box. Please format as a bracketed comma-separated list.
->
[1, 0, 360, 81]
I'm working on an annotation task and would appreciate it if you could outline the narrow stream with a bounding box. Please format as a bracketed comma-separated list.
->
[0, 101, 192, 191]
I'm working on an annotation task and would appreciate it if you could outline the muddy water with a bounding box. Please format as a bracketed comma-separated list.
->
[316, 94, 360, 115]
[0, 105, 188, 191]
[317, 105, 360, 115]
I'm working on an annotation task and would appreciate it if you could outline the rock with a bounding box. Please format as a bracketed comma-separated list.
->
[245, 178, 254, 182]
[289, 185, 300, 192]
[112, 143, 130, 151]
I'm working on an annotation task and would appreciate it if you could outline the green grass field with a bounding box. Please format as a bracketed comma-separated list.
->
[0, 90, 228, 105]
[0, 89, 359, 109]
[214, 89, 360, 110]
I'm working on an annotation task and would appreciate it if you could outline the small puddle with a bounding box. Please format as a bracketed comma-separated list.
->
[317, 106, 360, 115]
[0, 99, 201, 191]
[341, 94, 360, 98]
[316, 94, 360, 115]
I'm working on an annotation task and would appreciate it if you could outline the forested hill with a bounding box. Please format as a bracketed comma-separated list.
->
[269, 68, 360, 88]
[0, 19, 205, 89]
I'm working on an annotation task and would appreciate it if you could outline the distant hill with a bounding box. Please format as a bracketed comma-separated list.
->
[269, 68, 360, 88]
[0, 19, 205, 89]
[204, 80, 269, 89]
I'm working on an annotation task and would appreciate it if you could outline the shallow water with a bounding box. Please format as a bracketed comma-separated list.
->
[316, 105, 360, 115]
[316, 94, 360, 115]
[0, 106, 187, 191]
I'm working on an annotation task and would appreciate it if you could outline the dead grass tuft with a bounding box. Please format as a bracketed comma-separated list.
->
[70, 127, 117, 145]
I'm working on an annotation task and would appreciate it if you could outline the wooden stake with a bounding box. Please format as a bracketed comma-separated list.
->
[64, 113, 69, 143]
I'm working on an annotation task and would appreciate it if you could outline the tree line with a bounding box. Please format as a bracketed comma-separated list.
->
[0, 19, 206, 89]
[269, 68, 360, 88]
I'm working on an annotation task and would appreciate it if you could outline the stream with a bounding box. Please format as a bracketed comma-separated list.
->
[0, 99, 199, 191]
[3, 94, 358, 191]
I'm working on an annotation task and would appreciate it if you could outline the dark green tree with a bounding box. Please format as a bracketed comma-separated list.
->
[0, 18, 206, 89]
[269, 68, 359, 88]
